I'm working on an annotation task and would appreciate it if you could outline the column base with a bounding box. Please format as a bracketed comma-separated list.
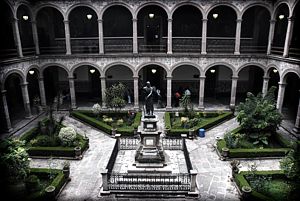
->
[229, 104, 236, 110]
[5, 128, 13, 133]
[165, 106, 172, 111]
[292, 127, 300, 134]
[201, 52, 207, 55]
[134, 105, 139, 110]
[234, 51, 240, 55]
[167, 51, 172, 54]
[25, 115, 33, 119]
[198, 106, 204, 110]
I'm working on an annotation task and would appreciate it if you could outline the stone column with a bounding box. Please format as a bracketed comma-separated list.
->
[1, 90, 12, 132]
[234, 18, 242, 55]
[20, 82, 32, 118]
[190, 169, 198, 192]
[100, 76, 106, 108]
[133, 76, 139, 109]
[98, 19, 104, 54]
[230, 76, 238, 109]
[283, 17, 294, 57]
[267, 20, 276, 55]
[132, 18, 138, 54]
[38, 77, 46, 107]
[262, 76, 270, 97]
[167, 18, 172, 54]
[12, 17, 23, 57]
[31, 20, 40, 55]
[64, 20, 71, 55]
[293, 92, 300, 134]
[198, 76, 206, 109]
[201, 18, 207, 54]
[276, 82, 286, 112]
[68, 77, 76, 109]
[166, 76, 172, 109]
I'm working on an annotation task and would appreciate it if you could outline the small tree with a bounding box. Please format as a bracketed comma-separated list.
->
[237, 87, 282, 137]
[180, 94, 191, 115]
[105, 82, 126, 110]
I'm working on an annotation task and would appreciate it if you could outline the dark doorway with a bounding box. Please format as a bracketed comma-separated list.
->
[145, 15, 161, 51]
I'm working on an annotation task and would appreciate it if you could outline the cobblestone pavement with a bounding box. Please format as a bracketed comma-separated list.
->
[29, 112, 282, 201]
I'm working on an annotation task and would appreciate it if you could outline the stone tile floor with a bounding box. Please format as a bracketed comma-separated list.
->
[29, 112, 282, 201]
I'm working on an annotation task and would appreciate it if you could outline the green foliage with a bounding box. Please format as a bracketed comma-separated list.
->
[237, 87, 282, 136]
[280, 149, 299, 179]
[25, 174, 41, 192]
[105, 82, 126, 110]
[180, 94, 191, 114]
[58, 127, 77, 146]
[0, 139, 30, 183]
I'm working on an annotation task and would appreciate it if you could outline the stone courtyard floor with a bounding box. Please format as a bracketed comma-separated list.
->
[29, 112, 282, 201]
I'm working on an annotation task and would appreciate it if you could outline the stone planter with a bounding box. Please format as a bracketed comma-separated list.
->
[164, 128, 170, 135]
[188, 129, 195, 139]
[84, 136, 89, 148]
[62, 163, 70, 180]
[221, 147, 229, 157]
[111, 128, 117, 136]
[45, 185, 56, 200]
[74, 146, 81, 159]
[241, 186, 252, 200]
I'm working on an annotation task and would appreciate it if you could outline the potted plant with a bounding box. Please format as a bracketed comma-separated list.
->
[241, 186, 252, 199]
[221, 147, 229, 157]
[45, 185, 56, 200]
[74, 146, 81, 159]
[230, 160, 240, 177]
[164, 126, 170, 135]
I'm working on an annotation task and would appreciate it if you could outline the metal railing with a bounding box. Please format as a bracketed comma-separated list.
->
[71, 38, 99, 54]
[207, 37, 235, 53]
[173, 37, 201, 53]
[104, 37, 132, 53]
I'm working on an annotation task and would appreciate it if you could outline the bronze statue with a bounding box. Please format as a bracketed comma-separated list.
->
[143, 81, 154, 116]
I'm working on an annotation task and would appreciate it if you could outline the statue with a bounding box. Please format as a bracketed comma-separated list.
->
[143, 81, 154, 116]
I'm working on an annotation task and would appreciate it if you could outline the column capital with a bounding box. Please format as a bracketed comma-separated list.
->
[202, 18, 208, 22]
[270, 19, 276, 23]
[168, 18, 173, 22]
[166, 76, 172, 79]
[68, 76, 75, 80]
[63, 20, 69, 24]
[200, 76, 206, 79]
[288, 17, 295, 21]
[132, 18, 137, 22]
[100, 75, 106, 79]
[1, 90, 7, 94]
[263, 76, 270, 80]
[278, 81, 287, 86]
[31, 20, 37, 24]
[236, 18, 242, 23]
[133, 75, 139, 79]
[38, 76, 44, 80]
[97, 19, 103, 23]
[13, 17, 19, 22]
[232, 76, 239, 80]
[20, 82, 29, 86]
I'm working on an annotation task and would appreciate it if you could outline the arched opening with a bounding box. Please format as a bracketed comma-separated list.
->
[43, 66, 70, 108]
[282, 73, 300, 124]
[0, 1, 17, 59]
[172, 5, 202, 53]
[103, 6, 133, 53]
[204, 65, 232, 107]
[37, 7, 65, 55]
[271, 4, 289, 55]
[267, 67, 280, 97]
[172, 65, 199, 107]
[207, 5, 237, 53]
[137, 5, 168, 53]
[73, 66, 101, 107]
[4, 74, 26, 126]
[26, 69, 40, 115]
[241, 6, 270, 54]
[17, 5, 35, 56]
[289, 2, 300, 58]
[105, 65, 133, 105]
[69, 6, 98, 54]
[138, 65, 167, 107]
[237, 65, 264, 103]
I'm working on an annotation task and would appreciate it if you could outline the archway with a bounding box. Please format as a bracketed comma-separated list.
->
[241, 6, 270, 54]
[4, 73, 26, 126]
[290, 2, 300, 58]
[73, 66, 101, 107]
[267, 67, 280, 97]
[236, 65, 264, 104]
[172, 65, 199, 107]
[69, 6, 98, 54]
[172, 5, 202, 53]
[207, 5, 237, 53]
[103, 5, 133, 53]
[37, 7, 65, 54]
[17, 5, 35, 56]
[271, 4, 289, 55]
[105, 65, 133, 105]
[138, 65, 167, 107]
[26, 69, 40, 115]
[0, 1, 16, 59]
[204, 65, 232, 107]
[43, 66, 70, 108]
[282, 72, 300, 123]
[137, 5, 168, 53]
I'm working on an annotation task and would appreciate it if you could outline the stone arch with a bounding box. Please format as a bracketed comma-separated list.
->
[100, 3, 133, 20]
[103, 62, 134, 76]
[134, 1, 170, 19]
[266, 64, 280, 77]
[291, 0, 300, 17]
[272, 1, 291, 19]
[241, 3, 272, 19]
[204, 62, 236, 76]
[170, 2, 204, 18]
[281, 69, 300, 82]
[237, 63, 266, 75]
[66, 3, 99, 20]
[3, 69, 26, 89]
[206, 3, 240, 19]
[16, 2, 34, 19]
[41, 63, 70, 77]
[3, 0, 14, 17]
[26, 65, 41, 78]
[70, 62, 103, 77]
[171, 62, 202, 76]
[136, 62, 170, 77]
[33, 4, 65, 20]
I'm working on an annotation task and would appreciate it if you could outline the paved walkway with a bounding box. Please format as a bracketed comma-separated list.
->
[29, 112, 282, 201]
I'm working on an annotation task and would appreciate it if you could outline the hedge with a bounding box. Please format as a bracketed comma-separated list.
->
[234, 170, 285, 201]
[71, 110, 142, 136]
[25, 168, 67, 201]
[166, 111, 233, 136]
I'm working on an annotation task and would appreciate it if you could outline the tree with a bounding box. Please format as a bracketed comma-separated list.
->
[105, 82, 126, 110]
[236, 87, 282, 136]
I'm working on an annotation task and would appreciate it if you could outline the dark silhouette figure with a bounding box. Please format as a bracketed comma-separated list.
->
[143, 81, 154, 115]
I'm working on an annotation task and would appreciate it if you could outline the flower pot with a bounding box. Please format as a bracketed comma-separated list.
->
[63, 165, 70, 180]
[221, 147, 229, 157]
[74, 146, 81, 158]
[241, 186, 252, 200]
[111, 128, 117, 136]
[188, 129, 195, 139]
[45, 185, 56, 200]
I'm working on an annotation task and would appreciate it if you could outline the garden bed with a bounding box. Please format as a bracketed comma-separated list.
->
[164, 111, 233, 136]
[216, 127, 291, 158]
[19, 121, 89, 159]
[70, 110, 142, 136]
[234, 170, 298, 201]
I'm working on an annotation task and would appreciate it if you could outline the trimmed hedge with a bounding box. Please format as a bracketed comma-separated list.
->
[234, 170, 285, 201]
[25, 168, 67, 201]
[71, 110, 142, 136]
[166, 111, 233, 136]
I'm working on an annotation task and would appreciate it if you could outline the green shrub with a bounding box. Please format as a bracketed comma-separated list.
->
[58, 127, 77, 146]
[33, 135, 51, 147]
[25, 174, 41, 192]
